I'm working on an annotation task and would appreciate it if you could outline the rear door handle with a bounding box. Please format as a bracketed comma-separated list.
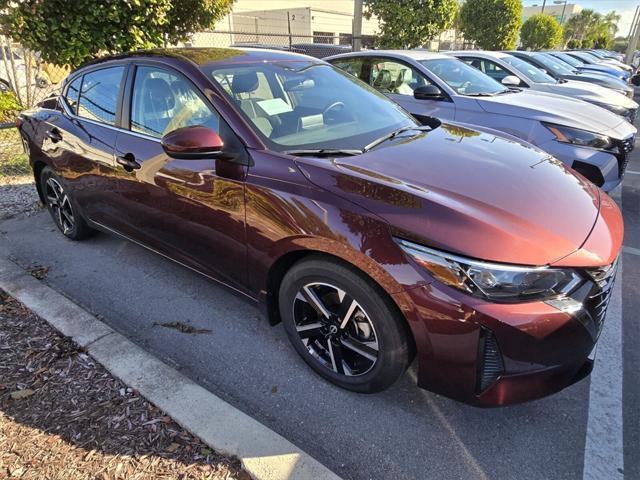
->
[116, 154, 141, 171]
[45, 128, 62, 143]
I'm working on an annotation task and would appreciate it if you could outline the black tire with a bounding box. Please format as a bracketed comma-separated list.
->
[40, 167, 93, 240]
[279, 256, 412, 393]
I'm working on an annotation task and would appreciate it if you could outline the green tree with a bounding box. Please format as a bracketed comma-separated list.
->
[364, 0, 458, 49]
[0, 0, 233, 67]
[458, 0, 522, 50]
[563, 9, 619, 49]
[520, 14, 563, 50]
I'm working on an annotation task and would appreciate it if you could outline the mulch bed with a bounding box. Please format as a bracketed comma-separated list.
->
[0, 291, 249, 480]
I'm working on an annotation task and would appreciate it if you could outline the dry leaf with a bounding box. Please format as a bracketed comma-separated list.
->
[166, 442, 180, 453]
[10, 389, 35, 400]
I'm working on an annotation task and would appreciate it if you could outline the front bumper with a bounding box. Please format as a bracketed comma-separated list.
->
[537, 137, 635, 192]
[395, 261, 617, 407]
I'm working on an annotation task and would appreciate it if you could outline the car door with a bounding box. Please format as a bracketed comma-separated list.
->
[366, 57, 456, 121]
[113, 63, 248, 290]
[41, 65, 126, 228]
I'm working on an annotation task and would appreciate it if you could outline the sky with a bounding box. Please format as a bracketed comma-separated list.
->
[522, 0, 640, 37]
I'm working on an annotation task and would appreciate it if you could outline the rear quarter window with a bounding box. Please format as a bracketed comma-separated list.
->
[64, 76, 82, 114]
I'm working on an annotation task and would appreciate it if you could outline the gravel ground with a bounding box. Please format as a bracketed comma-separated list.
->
[0, 291, 248, 480]
[0, 179, 40, 220]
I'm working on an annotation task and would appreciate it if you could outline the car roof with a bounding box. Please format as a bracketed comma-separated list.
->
[82, 47, 321, 69]
[325, 49, 451, 61]
[448, 50, 510, 59]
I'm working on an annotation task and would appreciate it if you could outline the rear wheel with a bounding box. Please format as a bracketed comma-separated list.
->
[279, 257, 412, 393]
[40, 167, 93, 240]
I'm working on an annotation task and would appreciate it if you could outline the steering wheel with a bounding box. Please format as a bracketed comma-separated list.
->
[459, 81, 472, 93]
[323, 101, 345, 116]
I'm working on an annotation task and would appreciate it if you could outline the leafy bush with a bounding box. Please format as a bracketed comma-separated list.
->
[459, 0, 522, 50]
[521, 14, 563, 50]
[0, 0, 233, 67]
[364, 0, 459, 49]
[0, 92, 22, 123]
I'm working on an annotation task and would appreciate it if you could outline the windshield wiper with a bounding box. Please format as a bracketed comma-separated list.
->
[283, 148, 363, 157]
[363, 125, 432, 152]
[464, 92, 497, 97]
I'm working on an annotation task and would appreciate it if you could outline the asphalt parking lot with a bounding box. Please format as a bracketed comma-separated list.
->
[2, 102, 639, 480]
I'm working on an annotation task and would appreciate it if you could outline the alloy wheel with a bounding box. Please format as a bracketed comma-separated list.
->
[45, 177, 75, 235]
[292, 282, 379, 376]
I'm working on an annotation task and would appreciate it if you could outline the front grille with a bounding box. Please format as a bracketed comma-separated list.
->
[584, 259, 618, 335]
[614, 135, 635, 178]
[476, 328, 504, 393]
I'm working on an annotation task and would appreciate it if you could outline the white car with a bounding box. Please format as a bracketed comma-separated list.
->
[325, 50, 636, 192]
[450, 50, 638, 123]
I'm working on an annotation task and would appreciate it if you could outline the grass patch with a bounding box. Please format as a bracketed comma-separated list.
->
[0, 127, 29, 179]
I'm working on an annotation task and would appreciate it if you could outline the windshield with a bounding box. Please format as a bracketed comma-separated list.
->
[502, 56, 556, 83]
[419, 58, 507, 95]
[204, 61, 417, 152]
[554, 52, 583, 67]
[572, 51, 599, 63]
[534, 53, 576, 75]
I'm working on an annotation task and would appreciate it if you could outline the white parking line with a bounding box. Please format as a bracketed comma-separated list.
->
[582, 206, 625, 478]
[623, 245, 640, 257]
[626, 170, 640, 175]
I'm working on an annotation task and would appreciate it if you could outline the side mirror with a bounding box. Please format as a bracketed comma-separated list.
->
[501, 75, 521, 87]
[161, 125, 224, 159]
[413, 84, 445, 100]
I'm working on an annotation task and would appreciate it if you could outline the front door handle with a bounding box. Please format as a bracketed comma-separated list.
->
[45, 128, 62, 143]
[116, 154, 141, 172]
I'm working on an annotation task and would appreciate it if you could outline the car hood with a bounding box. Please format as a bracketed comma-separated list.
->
[543, 80, 637, 108]
[294, 123, 605, 266]
[579, 64, 627, 78]
[476, 90, 632, 138]
[568, 74, 633, 94]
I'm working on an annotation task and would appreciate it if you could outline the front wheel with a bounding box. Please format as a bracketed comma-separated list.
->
[40, 167, 93, 240]
[279, 257, 412, 393]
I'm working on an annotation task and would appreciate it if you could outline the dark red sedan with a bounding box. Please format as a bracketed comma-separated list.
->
[17, 48, 623, 406]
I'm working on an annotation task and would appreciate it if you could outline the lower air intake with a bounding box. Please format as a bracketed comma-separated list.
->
[477, 328, 504, 393]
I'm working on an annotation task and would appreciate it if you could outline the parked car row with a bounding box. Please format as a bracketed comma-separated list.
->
[16, 45, 630, 407]
[326, 49, 637, 192]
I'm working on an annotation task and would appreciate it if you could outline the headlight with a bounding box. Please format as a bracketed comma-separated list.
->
[396, 239, 583, 303]
[543, 122, 612, 150]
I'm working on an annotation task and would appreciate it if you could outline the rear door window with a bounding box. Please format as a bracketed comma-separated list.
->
[77, 66, 125, 125]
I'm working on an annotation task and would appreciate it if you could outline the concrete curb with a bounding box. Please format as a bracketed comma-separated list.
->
[0, 256, 342, 480]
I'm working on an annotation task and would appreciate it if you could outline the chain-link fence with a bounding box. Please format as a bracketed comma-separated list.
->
[0, 35, 70, 113]
[184, 30, 355, 58]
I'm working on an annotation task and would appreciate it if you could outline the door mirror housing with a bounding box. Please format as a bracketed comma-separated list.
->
[413, 84, 445, 100]
[161, 126, 224, 159]
[501, 75, 521, 87]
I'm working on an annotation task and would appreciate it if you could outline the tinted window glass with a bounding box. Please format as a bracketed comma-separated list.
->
[420, 58, 507, 95]
[77, 67, 124, 125]
[330, 58, 366, 79]
[64, 76, 82, 113]
[131, 66, 219, 138]
[502, 56, 555, 83]
[461, 57, 511, 82]
[370, 59, 429, 95]
[535, 53, 575, 75]
[554, 52, 583, 67]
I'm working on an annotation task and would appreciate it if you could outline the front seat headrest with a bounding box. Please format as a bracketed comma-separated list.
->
[231, 71, 259, 94]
